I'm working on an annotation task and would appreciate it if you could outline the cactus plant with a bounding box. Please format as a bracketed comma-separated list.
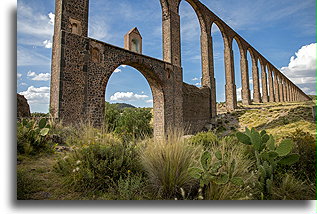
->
[236, 127, 299, 199]
[17, 118, 52, 155]
[189, 150, 244, 199]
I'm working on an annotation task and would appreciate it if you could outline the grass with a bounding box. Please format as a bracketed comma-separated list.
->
[16, 101, 316, 200]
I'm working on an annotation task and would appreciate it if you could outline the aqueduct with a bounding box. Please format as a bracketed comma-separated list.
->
[50, 0, 311, 138]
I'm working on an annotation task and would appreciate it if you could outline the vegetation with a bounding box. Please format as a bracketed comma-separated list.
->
[104, 102, 153, 140]
[17, 101, 316, 200]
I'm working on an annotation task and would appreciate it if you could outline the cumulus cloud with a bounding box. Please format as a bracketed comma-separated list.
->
[43, 40, 52, 48]
[192, 77, 199, 81]
[195, 82, 201, 86]
[27, 71, 51, 81]
[48, 12, 55, 25]
[17, 2, 54, 44]
[281, 43, 316, 94]
[145, 99, 153, 104]
[110, 92, 149, 102]
[20, 86, 50, 105]
[17, 73, 22, 79]
[19, 86, 50, 112]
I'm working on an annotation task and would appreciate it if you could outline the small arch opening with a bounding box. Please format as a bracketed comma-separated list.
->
[91, 47, 100, 63]
[131, 39, 140, 53]
[71, 23, 78, 34]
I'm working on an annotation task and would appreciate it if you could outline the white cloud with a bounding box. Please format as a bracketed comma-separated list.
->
[27, 71, 36, 77]
[32, 73, 51, 81]
[281, 43, 316, 94]
[19, 86, 50, 113]
[27, 71, 51, 81]
[17, 46, 51, 66]
[145, 99, 153, 103]
[17, 73, 22, 79]
[236, 87, 242, 101]
[195, 82, 201, 86]
[114, 68, 121, 73]
[20, 86, 50, 105]
[89, 15, 112, 41]
[17, 2, 54, 44]
[48, 12, 55, 25]
[121, 65, 127, 68]
[43, 40, 52, 49]
[192, 77, 199, 81]
[110, 92, 149, 102]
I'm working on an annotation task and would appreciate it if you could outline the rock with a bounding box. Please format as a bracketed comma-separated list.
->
[204, 123, 214, 131]
[17, 94, 31, 118]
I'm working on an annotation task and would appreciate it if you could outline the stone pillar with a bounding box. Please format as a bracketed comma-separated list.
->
[273, 71, 280, 102]
[50, 0, 89, 119]
[162, 9, 181, 66]
[282, 79, 287, 102]
[291, 86, 295, 101]
[279, 75, 284, 102]
[285, 81, 289, 101]
[240, 48, 251, 105]
[201, 31, 217, 118]
[267, 67, 275, 102]
[251, 56, 261, 103]
[224, 36, 237, 110]
[261, 63, 268, 103]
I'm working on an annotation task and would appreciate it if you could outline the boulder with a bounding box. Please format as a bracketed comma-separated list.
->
[17, 94, 31, 118]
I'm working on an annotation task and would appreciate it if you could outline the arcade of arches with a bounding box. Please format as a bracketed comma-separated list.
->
[50, 0, 311, 139]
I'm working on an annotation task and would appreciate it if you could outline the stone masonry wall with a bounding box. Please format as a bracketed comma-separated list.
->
[182, 83, 211, 134]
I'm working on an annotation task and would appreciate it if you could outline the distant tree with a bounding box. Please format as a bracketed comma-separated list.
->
[115, 108, 153, 140]
[104, 102, 121, 132]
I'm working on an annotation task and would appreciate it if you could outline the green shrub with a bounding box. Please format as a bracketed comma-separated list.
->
[287, 129, 315, 181]
[17, 118, 53, 155]
[115, 108, 153, 140]
[272, 173, 315, 200]
[54, 134, 143, 194]
[141, 132, 198, 199]
[115, 173, 148, 200]
[189, 131, 218, 150]
[104, 103, 153, 140]
[236, 128, 299, 199]
[190, 136, 256, 200]
[104, 102, 121, 132]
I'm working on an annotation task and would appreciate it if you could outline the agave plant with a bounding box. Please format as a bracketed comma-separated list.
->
[236, 127, 299, 199]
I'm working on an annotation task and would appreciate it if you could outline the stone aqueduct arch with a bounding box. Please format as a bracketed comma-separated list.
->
[50, 0, 311, 138]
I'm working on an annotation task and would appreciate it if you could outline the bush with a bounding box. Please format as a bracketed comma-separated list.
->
[115, 108, 153, 140]
[104, 102, 121, 132]
[272, 173, 315, 200]
[54, 133, 143, 194]
[104, 103, 153, 140]
[189, 135, 256, 200]
[287, 129, 315, 181]
[236, 128, 299, 199]
[17, 118, 53, 155]
[189, 131, 218, 150]
[141, 131, 198, 199]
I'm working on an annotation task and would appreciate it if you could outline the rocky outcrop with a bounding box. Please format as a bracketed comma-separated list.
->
[17, 94, 31, 118]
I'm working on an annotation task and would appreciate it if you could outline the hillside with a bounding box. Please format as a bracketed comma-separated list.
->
[213, 100, 316, 141]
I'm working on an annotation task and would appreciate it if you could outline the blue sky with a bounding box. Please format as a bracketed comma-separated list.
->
[17, 0, 316, 113]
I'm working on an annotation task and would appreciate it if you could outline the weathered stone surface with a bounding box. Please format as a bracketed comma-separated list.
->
[17, 94, 31, 118]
